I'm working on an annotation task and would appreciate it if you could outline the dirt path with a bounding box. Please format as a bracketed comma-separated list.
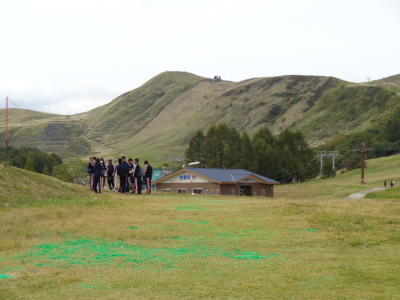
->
[345, 187, 388, 200]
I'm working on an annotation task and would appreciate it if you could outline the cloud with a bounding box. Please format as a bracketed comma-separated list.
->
[0, 78, 121, 115]
[1, 0, 399, 115]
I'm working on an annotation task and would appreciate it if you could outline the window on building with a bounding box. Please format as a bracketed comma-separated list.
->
[230, 190, 235, 195]
[162, 189, 171, 193]
[261, 190, 265, 197]
[216, 190, 220, 195]
[192, 188, 203, 194]
[211, 190, 214, 195]
[205, 190, 209, 194]
[253, 192, 257, 196]
[177, 188, 187, 194]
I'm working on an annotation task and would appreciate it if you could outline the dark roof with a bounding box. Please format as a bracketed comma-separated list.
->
[183, 168, 279, 184]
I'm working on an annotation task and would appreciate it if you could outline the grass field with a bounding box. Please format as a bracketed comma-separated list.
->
[0, 155, 400, 299]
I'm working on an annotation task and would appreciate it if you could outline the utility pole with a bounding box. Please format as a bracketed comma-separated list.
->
[5, 97, 9, 167]
[5, 97, 18, 167]
[354, 143, 372, 184]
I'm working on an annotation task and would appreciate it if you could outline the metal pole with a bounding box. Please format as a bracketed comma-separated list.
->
[5, 97, 9, 167]
[360, 151, 365, 184]
[320, 156, 323, 177]
[316, 151, 326, 178]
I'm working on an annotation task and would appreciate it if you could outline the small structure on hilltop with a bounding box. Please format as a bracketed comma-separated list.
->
[212, 75, 221, 82]
[153, 168, 279, 197]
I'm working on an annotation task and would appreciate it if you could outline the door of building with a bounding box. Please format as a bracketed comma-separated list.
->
[240, 186, 252, 196]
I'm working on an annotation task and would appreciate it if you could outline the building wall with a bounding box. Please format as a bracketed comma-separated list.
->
[156, 182, 221, 194]
[156, 182, 274, 197]
[220, 183, 273, 197]
[160, 172, 211, 183]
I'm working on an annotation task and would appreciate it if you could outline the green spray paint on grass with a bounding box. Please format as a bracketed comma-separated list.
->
[0, 274, 12, 279]
[9, 237, 279, 272]
[174, 219, 210, 224]
[79, 284, 105, 289]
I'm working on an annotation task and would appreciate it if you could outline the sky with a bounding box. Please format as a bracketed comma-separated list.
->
[0, 0, 399, 115]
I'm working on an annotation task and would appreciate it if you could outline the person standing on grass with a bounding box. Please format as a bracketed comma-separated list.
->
[115, 158, 122, 192]
[87, 157, 96, 190]
[93, 158, 104, 194]
[116, 156, 129, 194]
[127, 158, 135, 193]
[384, 180, 387, 187]
[391, 180, 394, 188]
[132, 158, 142, 194]
[143, 160, 153, 194]
[100, 158, 107, 189]
[107, 159, 116, 191]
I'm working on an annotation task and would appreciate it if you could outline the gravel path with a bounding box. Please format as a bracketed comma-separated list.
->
[345, 187, 388, 200]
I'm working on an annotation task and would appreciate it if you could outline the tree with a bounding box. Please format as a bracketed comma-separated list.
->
[223, 125, 241, 169]
[322, 157, 336, 178]
[238, 131, 255, 171]
[25, 157, 35, 172]
[253, 126, 280, 178]
[42, 165, 50, 175]
[185, 130, 205, 164]
[200, 123, 242, 168]
[52, 164, 73, 182]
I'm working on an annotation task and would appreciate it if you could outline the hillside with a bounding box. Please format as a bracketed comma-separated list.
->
[0, 164, 88, 206]
[1, 71, 400, 164]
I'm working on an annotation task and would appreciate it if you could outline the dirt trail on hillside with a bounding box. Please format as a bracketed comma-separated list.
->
[345, 187, 388, 199]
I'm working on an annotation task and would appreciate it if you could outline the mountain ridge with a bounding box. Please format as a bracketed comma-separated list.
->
[1, 71, 399, 165]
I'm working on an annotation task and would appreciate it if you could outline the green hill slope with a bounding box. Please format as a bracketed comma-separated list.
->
[1, 71, 400, 164]
[0, 165, 88, 206]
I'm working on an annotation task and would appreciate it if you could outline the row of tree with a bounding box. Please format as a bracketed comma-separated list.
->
[0, 146, 63, 174]
[185, 124, 320, 183]
[1, 146, 92, 183]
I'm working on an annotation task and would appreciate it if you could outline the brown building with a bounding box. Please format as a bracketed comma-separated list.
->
[153, 168, 280, 197]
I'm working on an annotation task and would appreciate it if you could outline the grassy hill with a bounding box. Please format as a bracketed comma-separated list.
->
[1, 71, 400, 165]
[0, 155, 400, 299]
[0, 164, 89, 207]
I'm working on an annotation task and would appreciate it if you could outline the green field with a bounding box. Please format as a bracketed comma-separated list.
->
[1, 155, 400, 299]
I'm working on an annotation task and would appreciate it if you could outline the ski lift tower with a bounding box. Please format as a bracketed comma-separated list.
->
[317, 151, 340, 177]
[328, 151, 339, 169]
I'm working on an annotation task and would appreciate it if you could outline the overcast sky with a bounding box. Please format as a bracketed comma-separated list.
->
[1, 0, 399, 115]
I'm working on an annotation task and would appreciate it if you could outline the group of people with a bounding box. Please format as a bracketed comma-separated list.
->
[86, 156, 153, 195]
[384, 180, 395, 188]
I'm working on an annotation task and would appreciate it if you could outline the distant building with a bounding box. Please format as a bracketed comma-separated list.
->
[153, 168, 280, 197]
[152, 166, 174, 181]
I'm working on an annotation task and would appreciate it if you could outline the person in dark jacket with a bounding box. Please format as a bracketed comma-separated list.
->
[127, 158, 134, 193]
[116, 156, 129, 194]
[100, 158, 107, 188]
[115, 158, 122, 192]
[93, 158, 104, 194]
[143, 160, 153, 194]
[107, 159, 116, 191]
[132, 158, 142, 194]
